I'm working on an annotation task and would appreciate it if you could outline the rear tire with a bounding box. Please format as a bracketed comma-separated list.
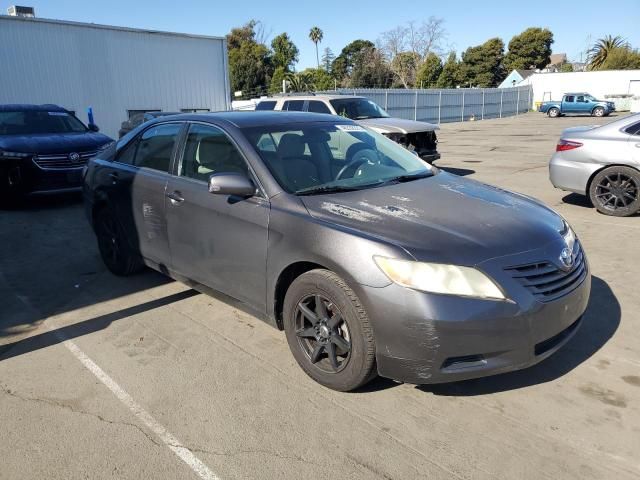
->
[95, 208, 145, 275]
[283, 269, 377, 391]
[592, 106, 605, 117]
[589, 166, 640, 217]
[548, 107, 560, 118]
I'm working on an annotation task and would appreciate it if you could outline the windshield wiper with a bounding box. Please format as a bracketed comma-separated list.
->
[296, 185, 363, 196]
[380, 172, 432, 185]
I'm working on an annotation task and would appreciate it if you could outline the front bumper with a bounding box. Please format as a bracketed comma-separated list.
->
[359, 242, 591, 384]
[1, 158, 84, 196]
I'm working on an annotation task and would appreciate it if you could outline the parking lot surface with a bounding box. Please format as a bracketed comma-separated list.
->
[1, 112, 638, 480]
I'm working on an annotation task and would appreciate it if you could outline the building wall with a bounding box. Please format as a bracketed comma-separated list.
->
[520, 70, 640, 104]
[498, 70, 524, 89]
[0, 16, 230, 138]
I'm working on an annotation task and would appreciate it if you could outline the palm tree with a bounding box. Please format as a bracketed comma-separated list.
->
[587, 35, 628, 70]
[309, 27, 324, 68]
[285, 72, 315, 92]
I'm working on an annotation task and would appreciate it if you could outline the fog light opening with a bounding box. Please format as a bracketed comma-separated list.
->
[441, 354, 486, 371]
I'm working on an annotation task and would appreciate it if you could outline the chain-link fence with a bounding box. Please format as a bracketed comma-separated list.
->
[319, 85, 533, 124]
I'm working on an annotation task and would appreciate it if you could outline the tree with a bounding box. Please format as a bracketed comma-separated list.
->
[321, 47, 335, 72]
[416, 52, 443, 88]
[504, 27, 554, 71]
[598, 46, 640, 70]
[436, 52, 460, 88]
[350, 46, 393, 88]
[271, 32, 299, 72]
[269, 66, 287, 94]
[379, 17, 447, 88]
[587, 35, 628, 70]
[458, 38, 505, 87]
[285, 71, 314, 92]
[309, 26, 324, 68]
[332, 39, 375, 83]
[226, 20, 273, 95]
[300, 68, 335, 91]
[390, 51, 419, 88]
[559, 62, 574, 73]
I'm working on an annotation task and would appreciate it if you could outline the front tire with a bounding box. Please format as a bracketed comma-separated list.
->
[589, 166, 640, 217]
[592, 106, 605, 117]
[548, 107, 560, 118]
[95, 208, 145, 275]
[283, 269, 377, 391]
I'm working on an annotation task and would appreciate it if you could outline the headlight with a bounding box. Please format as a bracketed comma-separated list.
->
[374, 256, 506, 300]
[560, 221, 576, 251]
[96, 141, 116, 153]
[0, 150, 31, 159]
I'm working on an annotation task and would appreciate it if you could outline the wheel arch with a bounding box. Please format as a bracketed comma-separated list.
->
[273, 261, 329, 330]
[591, 105, 605, 115]
[586, 163, 640, 195]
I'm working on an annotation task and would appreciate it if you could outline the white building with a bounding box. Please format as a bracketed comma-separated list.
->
[0, 14, 230, 138]
[520, 70, 640, 105]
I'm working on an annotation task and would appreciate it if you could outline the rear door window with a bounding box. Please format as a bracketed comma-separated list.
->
[565, 96, 575, 102]
[134, 123, 182, 172]
[307, 101, 332, 114]
[283, 100, 305, 111]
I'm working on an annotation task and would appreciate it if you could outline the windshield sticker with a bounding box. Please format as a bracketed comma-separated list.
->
[336, 124, 366, 133]
[48, 112, 69, 116]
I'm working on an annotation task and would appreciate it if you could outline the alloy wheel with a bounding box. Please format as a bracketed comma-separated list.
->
[294, 293, 351, 373]
[595, 172, 639, 211]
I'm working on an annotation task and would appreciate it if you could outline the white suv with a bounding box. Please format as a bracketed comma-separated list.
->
[256, 95, 440, 163]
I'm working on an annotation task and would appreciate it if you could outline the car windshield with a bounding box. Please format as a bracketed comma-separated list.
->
[0, 110, 87, 135]
[243, 122, 433, 195]
[329, 98, 390, 120]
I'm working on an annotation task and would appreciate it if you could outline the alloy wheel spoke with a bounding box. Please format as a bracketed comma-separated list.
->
[310, 343, 324, 363]
[296, 327, 317, 338]
[327, 313, 342, 329]
[299, 303, 319, 324]
[327, 342, 339, 371]
[315, 294, 328, 319]
[331, 334, 351, 353]
[623, 191, 636, 200]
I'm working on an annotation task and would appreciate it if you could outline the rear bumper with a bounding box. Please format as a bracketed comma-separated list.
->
[358, 248, 591, 385]
[549, 154, 601, 195]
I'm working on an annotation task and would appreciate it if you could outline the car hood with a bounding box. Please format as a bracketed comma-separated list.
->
[357, 117, 439, 134]
[0, 131, 113, 154]
[300, 172, 565, 266]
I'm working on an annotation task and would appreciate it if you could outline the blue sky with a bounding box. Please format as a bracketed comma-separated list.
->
[9, 0, 640, 69]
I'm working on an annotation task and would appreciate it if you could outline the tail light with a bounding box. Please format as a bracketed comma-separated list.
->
[556, 139, 583, 152]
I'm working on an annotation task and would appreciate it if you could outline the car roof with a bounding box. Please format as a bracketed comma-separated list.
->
[152, 111, 351, 128]
[262, 95, 364, 102]
[0, 104, 67, 112]
[564, 92, 590, 96]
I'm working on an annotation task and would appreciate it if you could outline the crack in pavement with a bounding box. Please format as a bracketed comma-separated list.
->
[0, 383, 163, 449]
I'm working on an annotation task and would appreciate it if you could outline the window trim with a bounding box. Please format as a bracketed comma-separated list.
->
[113, 120, 185, 174]
[175, 120, 267, 198]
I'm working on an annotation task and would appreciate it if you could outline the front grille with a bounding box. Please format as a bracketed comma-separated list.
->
[505, 242, 587, 302]
[33, 150, 97, 170]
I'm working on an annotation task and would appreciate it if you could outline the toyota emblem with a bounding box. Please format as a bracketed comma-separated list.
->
[69, 152, 80, 163]
[559, 247, 574, 270]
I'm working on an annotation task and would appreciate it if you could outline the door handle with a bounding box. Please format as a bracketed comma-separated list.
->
[166, 191, 184, 204]
[108, 172, 118, 184]
[635, 143, 640, 148]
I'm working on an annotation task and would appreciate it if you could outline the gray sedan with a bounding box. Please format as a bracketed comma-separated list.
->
[549, 113, 640, 216]
[84, 111, 590, 391]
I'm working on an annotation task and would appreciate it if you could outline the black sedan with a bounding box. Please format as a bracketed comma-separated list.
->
[0, 104, 113, 203]
[83, 111, 590, 391]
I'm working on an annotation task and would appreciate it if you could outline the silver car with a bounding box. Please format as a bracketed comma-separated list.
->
[256, 94, 441, 163]
[549, 113, 640, 216]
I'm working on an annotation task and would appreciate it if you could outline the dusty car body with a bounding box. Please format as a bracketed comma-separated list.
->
[256, 95, 440, 163]
[84, 111, 589, 391]
[550, 113, 640, 216]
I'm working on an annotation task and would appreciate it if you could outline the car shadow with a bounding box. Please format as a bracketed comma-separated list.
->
[419, 276, 619, 396]
[0, 191, 83, 211]
[438, 166, 476, 177]
[562, 193, 592, 209]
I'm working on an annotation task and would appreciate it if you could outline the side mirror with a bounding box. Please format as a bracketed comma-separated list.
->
[88, 124, 100, 132]
[208, 172, 255, 197]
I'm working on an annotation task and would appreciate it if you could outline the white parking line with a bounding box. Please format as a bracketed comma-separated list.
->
[46, 324, 220, 480]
